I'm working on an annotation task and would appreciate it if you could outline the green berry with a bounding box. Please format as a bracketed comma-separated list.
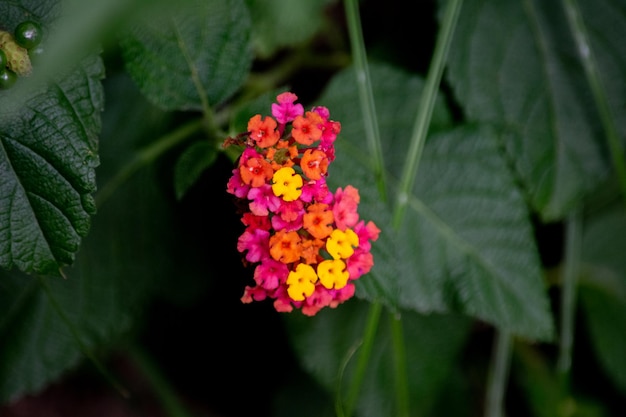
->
[14, 20, 43, 50]
[29, 43, 44, 64]
[0, 68, 17, 89]
[0, 48, 7, 68]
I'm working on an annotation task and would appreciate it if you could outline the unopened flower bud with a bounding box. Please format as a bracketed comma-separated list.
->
[0, 30, 32, 76]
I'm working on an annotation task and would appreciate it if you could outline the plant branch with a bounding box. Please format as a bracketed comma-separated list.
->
[390, 312, 410, 417]
[242, 49, 351, 103]
[392, 0, 463, 229]
[557, 208, 582, 391]
[340, 2, 387, 414]
[344, 0, 387, 202]
[335, 338, 363, 417]
[343, 301, 382, 417]
[95, 118, 204, 207]
[484, 330, 513, 417]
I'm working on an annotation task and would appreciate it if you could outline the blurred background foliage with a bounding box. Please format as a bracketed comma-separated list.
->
[0, 0, 625, 416]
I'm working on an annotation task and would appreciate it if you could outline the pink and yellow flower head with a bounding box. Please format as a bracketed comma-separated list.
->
[224, 92, 379, 316]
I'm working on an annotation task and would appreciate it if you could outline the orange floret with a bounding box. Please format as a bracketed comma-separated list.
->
[292, 112, 323, 145]
[239, 156, 274, 187]
[248, 114, 280, 148]
[300, 237, 325, 264]
[303, 203, 334, 239]
[301, 149, 329, 180]
[269, 230, 302, 263]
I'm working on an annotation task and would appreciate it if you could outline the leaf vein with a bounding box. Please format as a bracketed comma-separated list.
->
[408, 195, 523, 301]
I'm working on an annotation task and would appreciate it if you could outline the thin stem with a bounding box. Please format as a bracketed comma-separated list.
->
[243, 50, 351, 103]
[390, 312, 410, 417]
[343, 0, 387, 201]
[343, 301, 382, 417]
[392, 0, 463, 229]
[95, 118, 204, 207]
[39, 275, 129, 399]
[340, 2, 386, 414]
[484, 331, 513, 417]
[561, 0, 626, 205]
[126, 343, 196, 417]
[335, 339, 363, 417]
[557, 208, 582, 392]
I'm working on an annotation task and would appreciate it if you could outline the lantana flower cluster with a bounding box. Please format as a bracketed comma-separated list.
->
[225, 92, 380, 316]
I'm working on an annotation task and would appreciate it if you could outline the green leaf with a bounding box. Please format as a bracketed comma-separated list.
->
[174, 140, 218, 200]
[405, 126, 552, 340]
[120, 0, 252, 112]
[580, 202, 626, 393]
[320, 63, 554, 340]
[445, 0, 621, 221]
[284, 299, 472, 417]
[0, 1, 104, 275]
[0, 273, 81, 403]
[245, 0, 336, 58]
[0, 168, 178, 402]
[0, 73, 179, 403]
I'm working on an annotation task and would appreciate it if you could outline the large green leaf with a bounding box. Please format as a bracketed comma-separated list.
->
[445, 0, 625, 221]
[284, 299, 472, 417]
[580, 202, 626, 393]
[120, 0, 252, 112]
[0, 74, 176, 403]
[319, 63, 554, 340]
[0, 0, 104, 276]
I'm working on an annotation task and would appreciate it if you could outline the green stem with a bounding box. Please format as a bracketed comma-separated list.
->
[340, 2, 387, 414]
[391, 0, 463, 229]
[561, 0, 626, 205]
[335, 338, 363, 417]
[484, 331, 513, 417]
[390, 312, 410, 417]
[243, 50, 351, 103]
[343, 301, 382, 417]
[95, 118, 204, 207]
[557, 209, 582, 392]
[126, 343, 196, 417]
[39, 275, 129, 399]
[343, 0, 387, 202]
